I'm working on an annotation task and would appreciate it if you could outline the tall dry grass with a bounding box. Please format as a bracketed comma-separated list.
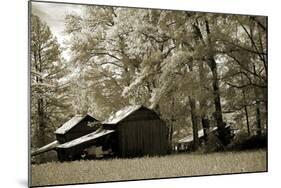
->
[31, 150, 267, 187]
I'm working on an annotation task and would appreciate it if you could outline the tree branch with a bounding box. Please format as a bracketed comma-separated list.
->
[226, 53, 267, 81]
[91, 52, 121, 61]
[250, 17, 267, 31]
[225, 81, 267, 89]
[237, 17, 267, 66]
[97, 61, 125, 69]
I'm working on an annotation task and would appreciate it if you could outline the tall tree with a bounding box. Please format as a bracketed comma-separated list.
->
[219, 15, 267, 135]
[31, 14, 71, 149]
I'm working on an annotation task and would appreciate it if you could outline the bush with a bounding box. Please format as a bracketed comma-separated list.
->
[240, 134, 267, 150]
[227, 132, 267, 151]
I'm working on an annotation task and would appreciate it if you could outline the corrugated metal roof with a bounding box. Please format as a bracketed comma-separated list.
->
[54, 115, 88, 134]
[57, 128, 115, 149]
[31, 140, 59, 156]
[178, 129, 205, 143]
[178, 126, 219, 143]
[102, 105, 143, 124]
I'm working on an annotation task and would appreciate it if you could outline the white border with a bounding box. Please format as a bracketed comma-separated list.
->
[1, 0, 280, 188]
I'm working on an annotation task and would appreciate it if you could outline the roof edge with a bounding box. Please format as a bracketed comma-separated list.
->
[54, 114, 97, 134]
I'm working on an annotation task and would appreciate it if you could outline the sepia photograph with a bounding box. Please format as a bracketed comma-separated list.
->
[29, 0, 267, 187]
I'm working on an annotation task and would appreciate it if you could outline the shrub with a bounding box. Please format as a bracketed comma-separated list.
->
[227, 132, 267, 150]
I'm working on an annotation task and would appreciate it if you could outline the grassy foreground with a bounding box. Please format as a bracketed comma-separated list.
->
[31, 150, 267, 187]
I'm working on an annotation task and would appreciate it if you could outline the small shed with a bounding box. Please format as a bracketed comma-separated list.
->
[102, 105, 169, 158]
[176, 125, 234, 152]
[177, 128, 209, 151]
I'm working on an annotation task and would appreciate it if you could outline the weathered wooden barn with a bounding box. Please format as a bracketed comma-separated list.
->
[102, 105, 169, 158]
[32, 105, 169, 162]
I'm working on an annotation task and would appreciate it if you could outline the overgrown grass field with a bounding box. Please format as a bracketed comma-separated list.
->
[31, 150, 267, 187]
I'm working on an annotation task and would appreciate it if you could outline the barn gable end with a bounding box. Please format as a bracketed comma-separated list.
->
[102, 105, 169, 158]
[55, 114, 100, 143]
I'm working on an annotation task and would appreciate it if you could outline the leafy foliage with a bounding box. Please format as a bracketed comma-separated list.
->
[31, 14, 73, 151]
[31, 6, 267, 151]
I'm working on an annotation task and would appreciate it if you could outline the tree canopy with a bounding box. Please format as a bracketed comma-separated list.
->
[31, 5, 267, 152]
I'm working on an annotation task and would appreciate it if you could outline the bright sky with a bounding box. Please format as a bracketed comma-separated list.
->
[31, 1, 83, 60]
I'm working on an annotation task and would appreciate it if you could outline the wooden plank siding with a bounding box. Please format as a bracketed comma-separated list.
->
[116, 107, 169, 158]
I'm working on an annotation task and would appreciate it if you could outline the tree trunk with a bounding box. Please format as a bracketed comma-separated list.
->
[35, 49, 46, 147]
[170, 97, 175, 140]
[209, 57, 230, 145]
[154, 104, 161, 115]
[263, 88, 268, 130]
[253, 65, 262, 136]
[198, 62, 209, 143]
[204, 19, 230, 145]
[255, 100, 262, 135]
[187, 61, 199, 151]
[241, 73, 250, 136]
[244, 105, 250, 136]
[169, 125, 173, 142]
[189, 96, 199, 150]
[37, 98, 45, 147]
[201, 116, 210, 143]
[168, 124, 174, 152]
